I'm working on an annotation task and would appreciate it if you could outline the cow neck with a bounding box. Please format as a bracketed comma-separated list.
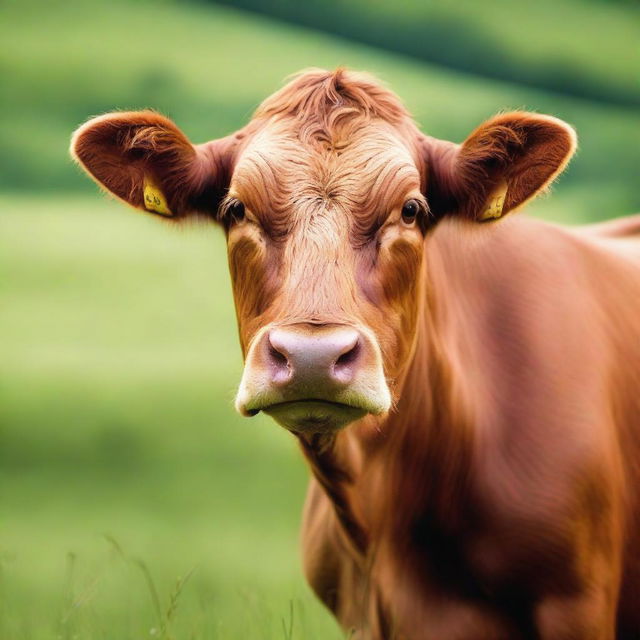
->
[298, 431, 369, 556]
[380, 292, 477, 540]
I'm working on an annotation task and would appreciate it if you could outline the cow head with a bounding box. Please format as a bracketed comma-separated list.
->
[71, 69, 576, 434]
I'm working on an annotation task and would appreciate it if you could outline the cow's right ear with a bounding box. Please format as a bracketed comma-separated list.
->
[70, 111, 234, 220]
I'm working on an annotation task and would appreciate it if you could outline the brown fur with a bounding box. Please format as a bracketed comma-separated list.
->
[71, 69, 639, 639]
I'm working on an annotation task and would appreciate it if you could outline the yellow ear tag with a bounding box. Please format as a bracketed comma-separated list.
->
[480, 180, 508, 221]
[143, 177, 172, 216]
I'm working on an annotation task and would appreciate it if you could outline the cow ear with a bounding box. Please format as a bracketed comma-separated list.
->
[422, 112, 577, 222]
[70, 111, 234, 220]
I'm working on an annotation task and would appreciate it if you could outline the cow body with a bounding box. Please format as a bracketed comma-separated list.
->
[71, 69, 640, 639]
[302, 215, 640, 639]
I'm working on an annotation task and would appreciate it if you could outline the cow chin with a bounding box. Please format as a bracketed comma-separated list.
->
[236, 383, 391, 434]
[263, 400, 368, 433]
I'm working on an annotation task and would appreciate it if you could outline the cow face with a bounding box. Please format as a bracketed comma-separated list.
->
[71, 69, 576, 434]
[225, 115, 427, 432]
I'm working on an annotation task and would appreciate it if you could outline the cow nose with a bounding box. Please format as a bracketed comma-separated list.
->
[235, 322, 392, 428]
[267, 326, 361, 386]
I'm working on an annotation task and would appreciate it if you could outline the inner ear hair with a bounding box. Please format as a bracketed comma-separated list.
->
[421, 112, 577, 222]
[70, 111, 233, 220]
[459, 112, 577, 220]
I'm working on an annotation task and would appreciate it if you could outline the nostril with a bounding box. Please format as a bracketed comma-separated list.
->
[332, 339, 361, 383]
[267, 332, 292, 385]
[269, 344, 288, 367]
[335, 340, 360, 367]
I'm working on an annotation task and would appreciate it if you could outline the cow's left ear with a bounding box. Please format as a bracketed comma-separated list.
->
[71, 111, 236, 220]
[421, 112, 577, 222]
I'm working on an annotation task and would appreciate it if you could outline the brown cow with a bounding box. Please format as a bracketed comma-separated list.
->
[71, 69, 640, 639]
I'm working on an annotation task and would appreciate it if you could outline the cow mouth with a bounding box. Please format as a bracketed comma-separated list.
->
[260, 399, 368, 433]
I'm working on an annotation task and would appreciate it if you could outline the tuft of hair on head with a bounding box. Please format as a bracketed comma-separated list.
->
[254, 68, 411, 136]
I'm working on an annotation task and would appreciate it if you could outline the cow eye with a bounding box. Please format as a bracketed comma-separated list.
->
[401, 199, 421, 225]
[220, 198, 246, 226]
[229, 199, 245, 223]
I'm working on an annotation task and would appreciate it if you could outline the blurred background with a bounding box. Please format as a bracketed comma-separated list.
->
[0, 0, 638, 637]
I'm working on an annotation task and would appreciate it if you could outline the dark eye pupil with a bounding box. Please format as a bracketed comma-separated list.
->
[402, 200, 419, 223]
[230, 200, 245, 222]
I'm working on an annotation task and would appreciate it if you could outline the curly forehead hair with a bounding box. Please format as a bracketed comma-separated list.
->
[253, 68, 414, 146]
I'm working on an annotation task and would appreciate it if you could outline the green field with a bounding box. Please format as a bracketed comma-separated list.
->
[1, 0, 638, 638]
[213, 0, 640, 106]
[0, 194, 342, 639]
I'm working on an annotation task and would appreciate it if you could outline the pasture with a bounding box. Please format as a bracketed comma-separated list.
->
[1, 0, 638, 638]
[0, 194, 340, 639]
